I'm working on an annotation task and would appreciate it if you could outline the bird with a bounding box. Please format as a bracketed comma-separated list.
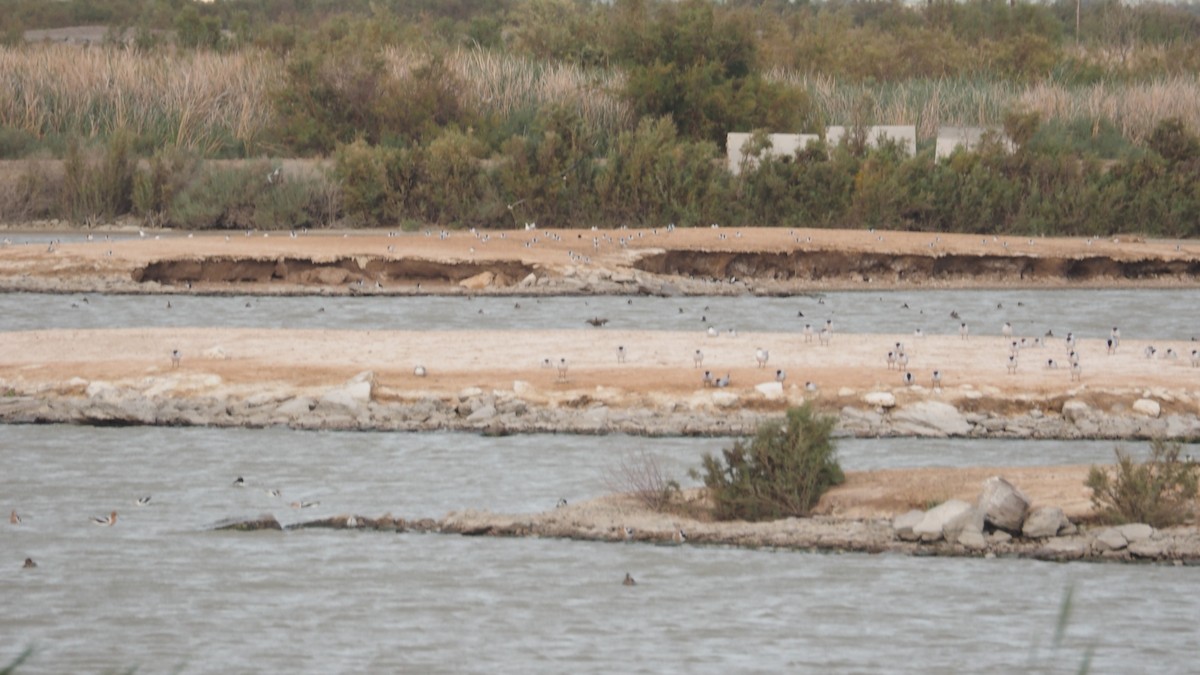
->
[886, 351, 897, 370]
[1191, 350, 1199, 368]
[803, 324, 813, 342]
[541, 358, 553, 369]
[1007, 355, 1018, 374]
[1070, 362, 1083, 381]
[135, 496, 151, 507]
[818, 327, 831, 346]
[413, 365, 427, 377]
[1106, 339, 1117, 355]
[91, 511, 118, 526]
[171, 349, 181, 368]
[556, 498, 568, 509]
[616, 346, 627, 363]
[290, 500, 319, 509]
[775, 369, 786, 383]
[10, 509, 20, 525]
[233, 476, 245, 487]
[1045, 358, 1058, 369]
[931, 370, 942, 390]
[1164, 348, 1179, 360]
[755, 348, 769, 368]
[557, 358, 568, 382]
[673, 528, 688, 543]
[960, 322, 969, 340]
[1002, 322, 1013, 338]
[586, 317, 608, 327]
[266, 167, 281, 185]
[266, 489, 281, 498]
[903, 371, 915, 386]
[805, 381, 818, 393]
[702, 370, 714, 387]
[346, 515, 359, 528]
[1144, 345, 1158, 359]
[23, 557, 37, 569]
[914, 328, 924, 339]
[714, 373, 731, 388]
[694, 349, 704, 368]
[707, 326, 719, 338]
[623, 573, 637, 586]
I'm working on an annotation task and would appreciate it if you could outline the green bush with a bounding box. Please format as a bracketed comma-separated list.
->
[169, 161, 270, 230]
[1086, 439, 1199, 528]
[692, 404, 844, 521]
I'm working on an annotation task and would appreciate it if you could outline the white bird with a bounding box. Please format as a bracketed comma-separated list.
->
[1164, 348, 1178, 360]
[1002, 322, 1013, 338]
[1144, 345, 1157, 359]
[818, 327, 831, 346]
[694, 349, 704, 368]
[232, 476, 245, 487]
[1006, 355, 1018, 374]
[902, 371, 915, 386]
[897, 352, 909, 369]
[914, 328, 924, 339]
[707, 326, 718, 338]
[1191, 350, 1199, 368]
[170, 349, 181, 368]
[804, 381, 818, 392]
[290, 500, 319, 509]
[960, 322, 969, 340]
[557, 358, 568, 381]
[755, 348, 769, 368]
[541, 358, 553, 369]
[1106, 339, 1117, 355]
[346, 515, 358, 528]
[413, 365, 427, 377]
[1045, 358, 1058, 369]
[135, 496, 151, 507]
[775, 369, 786, 383]
[616, 346, 627, 363]
[91, 511, 118, 526]
[673, 528, 688, 544]
[702, 370, 714, 387]
[886, 351, 896, 370]
[803, 324, 813, 342]
[931, 370, 942, 390]
[714, 373, 731, 388]
[1070, 362, 1082, 381]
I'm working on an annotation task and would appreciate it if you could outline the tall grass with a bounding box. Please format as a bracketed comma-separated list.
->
[382, 46, 633, 137]
[0, 45, 281, 156]
[768, 69, 1200, 143]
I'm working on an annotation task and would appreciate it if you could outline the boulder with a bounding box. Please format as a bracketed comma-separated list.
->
[1128, 539, 1167, 559]
[862, 391, 896, 408]
[890, 401, 971, 437]
[892, 509, 925, 541]
[1132, 399, 1161, 418]
[1061, 399, 1091, 422]
[711, 392, 740, 408]
[1040, 538, 1086, 559]
[943, 506, 985, 542]
[459, 271, 494, 290]
[1116, 523, 1154, 543]
[978, 476, 1030, 533]
[1022, 506, 1068, 539]
[276, 396, 316, 418]
[466, 404, 497, 423]
[958, 530, 988, 550]
[913, 499, 973, 542]
[213, 514, 282, 531]
[1093, 527, 1128, 551]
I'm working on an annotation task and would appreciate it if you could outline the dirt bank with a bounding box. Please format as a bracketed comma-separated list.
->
[2, 226, 1199, 295]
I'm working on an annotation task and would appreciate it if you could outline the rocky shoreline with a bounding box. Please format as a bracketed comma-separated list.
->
[2, 368, 1199, 440]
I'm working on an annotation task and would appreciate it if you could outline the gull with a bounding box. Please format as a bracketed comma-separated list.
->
[775, 369, 786, 383]
[818, 327, 831, 346]
[1007, 355, 1018, 374]
[1002, 322, 1013, 338]
[413, 365, 427, 377]
[1070, 362, 1083, 381]
[586, 317, 608, 327]
[931, 370, 942, 391]
[1068, 351, 1081, 366]
[714, 373, 731, 388]
[91, 511, 118, 526]
[1191, 350, 1199, 367]
[805, 381, 818, 392]
[903, 371, 915, 386]
[266, 489, 282, 498]
[960, 323, 969, 340]
[886, 351, 896, 370]
[233, 476, 245, 487]
[557, 358, 568, 382]
[623, 573, 637, 586]
[897, 352, 909, 370]
[914, 328, 924, 339]
[135, 496, 151, 507]
[171, 349, 181, 368]
[23, 558, 36, 569]
[346, 515, 359, 528]
[755, 348, 769, 368]
[694, 349, 704, 368]
[541, 358, 553, 369]
[1144, 345, 1157, 359]
[556, 498, 568, 509]
[617, 346, 627, 363]
[1045, 359, 1058, 369]
[707, 326, 718, 338]
[702, 370, 714, 387]
[1106, 339, 1117, 355]
[803, 324, 813, 342]
[290, 501, 320, 509]
[1164, 348, 1179, 360]
[673, 528, 688, 543]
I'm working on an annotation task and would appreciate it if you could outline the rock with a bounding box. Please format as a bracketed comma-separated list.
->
[213, 514, 282, 531]
[1022, 506, 1068, 539]
[913, 499, 973, 542]
[1128, 539, 1167, 559]
[1061, 399, 1091, 422]
[989, 530, 1012, 544]
[1040, 538, 1086, 559]
[466, 404, 497, 423]
[518, 273, 538, 288]
[1132, 399, 1161, 418]
[892, 509, 925, 541]
[1116, 523, 1154, 543]
[459, 271, 494, 290]
[943, 506, 985, 541]
[958, 529, 987, 550]
[755, 382, 784, 399]
[890, 401, 972, 437]
[711, 392, 740, 408]
[862, 391, 896, 408]
[276, 396, 316, 418]
[978, 476, 1030, 533]
[1094, 527, 1129, 551]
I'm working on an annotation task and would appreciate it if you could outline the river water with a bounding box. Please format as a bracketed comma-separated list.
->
[3, 286, 1200, 672]
[3, 425, 1196, 673]
[3, 288, 1199, 339]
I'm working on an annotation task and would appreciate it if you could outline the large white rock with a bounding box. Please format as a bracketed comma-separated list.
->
[1132, 399, 1161, 418]
[1022, 506, 1068, 539]
[1116, 523, 1154, 543]
[913, 499, 973, 542]
[1061, 399, 1091, 422]
[890, 400, 971, 437]
[1094, 528, 1128, 551]
[711, 392, 740, 408]
[862, 391, 896, 408]
[978, 476, 1030, 533]
[459, 271, 494, 290]
[755, 382, 784, 399]
[892, 509, 925, 541]
[943, 506, 985, 542]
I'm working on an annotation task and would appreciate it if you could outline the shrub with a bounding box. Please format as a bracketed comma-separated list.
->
[604, 450, 681, 513]
[169, 161, 270, 230]
[1086, 439, 1199, 528]
[692, 404, 844, 522]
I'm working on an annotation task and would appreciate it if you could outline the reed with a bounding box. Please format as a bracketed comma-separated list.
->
[0, 44, 282, 155]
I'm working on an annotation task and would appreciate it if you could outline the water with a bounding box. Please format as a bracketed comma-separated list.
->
[3, 426, 1195, 673]
[3, 288, 1199, 339]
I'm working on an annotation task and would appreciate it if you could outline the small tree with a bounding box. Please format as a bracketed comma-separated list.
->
[1086, 439, 1199, 528]
[604, 450, 680, 513]
[693, 404, 844, 521]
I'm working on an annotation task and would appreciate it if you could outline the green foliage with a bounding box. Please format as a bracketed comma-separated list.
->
[132, 149, 200, 227]
[692, 404, 844, 522]
[1086, 439, 1200, 528]
[167, 160, 314, 230]
[59, 134, 135, 224]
